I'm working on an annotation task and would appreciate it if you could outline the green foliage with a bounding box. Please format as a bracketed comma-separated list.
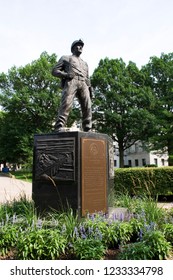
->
[142, 53, 173, 163]
[109, 191, 141, 211]
[168, 155, 173, 166]
[0, 52, 61, 164]
[83, 213, 133, 249]
[0, 196, 36, 225]
[109, 193, 167, 241]
[119, 230, 171, 260]
[119, 241, 152, 260]
[91, 58, 157, 167]
[48, 208, 79, 243]
[114, 167, 173, 196]
[68, 219, 106, 259]
[163, 224, 173, 245]
[0, 196, 172, 260]
[134, 198, 166, 227]
[0, 225, 19, 256]
[72, 238, 105, 260]
[114, 222, 133, 246]
[142, 230, 171, 260]
[17, 228, 67, 260]
[10, 170, 32, 182]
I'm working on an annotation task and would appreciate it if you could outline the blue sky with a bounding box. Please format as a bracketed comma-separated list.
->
[0, 0, 173, 75]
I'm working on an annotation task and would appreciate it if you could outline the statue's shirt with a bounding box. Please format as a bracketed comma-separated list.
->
[54, 55, 89, 79]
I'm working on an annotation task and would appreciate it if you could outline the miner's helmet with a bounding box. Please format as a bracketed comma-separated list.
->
[71, 39, 84, 52]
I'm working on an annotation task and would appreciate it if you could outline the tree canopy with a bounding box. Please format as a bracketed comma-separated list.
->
[0, 52, 61, 164]
[91, 57, 157, 167]
[142, 53, 173, 165]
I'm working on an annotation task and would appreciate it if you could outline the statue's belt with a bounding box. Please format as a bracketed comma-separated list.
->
[73, 75, 85, 81]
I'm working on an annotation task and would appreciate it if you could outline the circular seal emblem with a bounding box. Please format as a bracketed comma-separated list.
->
[89, 143, 99, 156]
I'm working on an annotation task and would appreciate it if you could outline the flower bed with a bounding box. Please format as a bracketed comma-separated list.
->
[0, 196, 173, 260]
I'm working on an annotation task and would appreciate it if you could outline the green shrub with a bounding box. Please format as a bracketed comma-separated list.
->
[0, 197, 36, 223]
[163, 224, 173, 245]
[68, 220, 106, 260]
[17, 228, 67, 260]
[72, 238, 106, 260]
[142, 230, 171, 260]
[119, 230, 171, 260]
[119, 241, 152, 260]
[114, 167, 173, 196]
[82, 214, 133, 249]
[0, 196, 172, 260]
[134, 197, 166, 227]
[0, 225, 19, 256]
[129, 218, 144, 242]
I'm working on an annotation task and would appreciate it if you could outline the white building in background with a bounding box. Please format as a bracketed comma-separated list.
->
[114, 141, 169, 168]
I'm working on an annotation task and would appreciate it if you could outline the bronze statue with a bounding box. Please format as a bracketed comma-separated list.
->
[52, 39, 92, 132]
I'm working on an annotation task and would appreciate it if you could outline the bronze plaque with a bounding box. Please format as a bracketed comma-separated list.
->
[81, 138, 107, 216]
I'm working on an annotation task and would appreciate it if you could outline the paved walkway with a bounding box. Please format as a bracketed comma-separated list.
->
[0, 176, 32, 204]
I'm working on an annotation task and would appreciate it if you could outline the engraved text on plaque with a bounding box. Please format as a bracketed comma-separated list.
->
[81, 138, 107, 216]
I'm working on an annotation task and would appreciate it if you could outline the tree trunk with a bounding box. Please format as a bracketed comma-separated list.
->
[167, 139, 173, 166]
[119, 144, 124, 168]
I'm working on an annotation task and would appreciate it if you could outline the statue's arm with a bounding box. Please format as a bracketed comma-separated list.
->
[52, 56, 68, 78]
[85, 63, 93, 98]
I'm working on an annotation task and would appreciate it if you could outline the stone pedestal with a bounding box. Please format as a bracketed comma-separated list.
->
[32, 131, 114, 216]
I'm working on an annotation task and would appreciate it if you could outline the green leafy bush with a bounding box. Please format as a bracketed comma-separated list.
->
[72, 238, 106, 260]
[134, 198, 166, 227]
[66, 221, 106, 259]
[0, 196, 36, 224]
[0, 196, 172, 260]
[163, 224, 173, 245]
[142, 230, 171, 259]
[114, 167, 173, 196]
[82, 213, 133, 249]
[119, 230, 171, 260]
[17, 228, 67, 260]
[119, 241, 152, 260]
[0, 225, 19, 256]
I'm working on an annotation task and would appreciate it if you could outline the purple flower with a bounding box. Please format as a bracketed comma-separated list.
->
[36, 219, 42, 229]
[5, 213, 9, 223]
[12, 214, 17, 224]
[94, 227, 102, 240]
[88, 226, 94, 235]
[61, 224, 66, 234]
[120, 213, 124, 221]
[139, 228, 143, 240]
[81, 233, 87, 239]
[74, 226, 79, 238]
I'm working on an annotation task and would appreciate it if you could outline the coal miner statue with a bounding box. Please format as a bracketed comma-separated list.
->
[52, 39, 92, 132]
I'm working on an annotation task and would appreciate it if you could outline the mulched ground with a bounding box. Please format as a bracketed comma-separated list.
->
[0, 250, 120, 260]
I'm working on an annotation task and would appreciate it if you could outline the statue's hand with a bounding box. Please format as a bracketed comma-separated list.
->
[66, 72, 75, 79]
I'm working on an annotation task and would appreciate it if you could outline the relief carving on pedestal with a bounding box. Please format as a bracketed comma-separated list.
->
[34, 137, 75, 181]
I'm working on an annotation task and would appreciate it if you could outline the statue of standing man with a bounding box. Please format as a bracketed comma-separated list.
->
[52, 39, 92, 132]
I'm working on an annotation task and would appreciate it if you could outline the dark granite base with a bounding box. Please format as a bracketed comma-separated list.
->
[32, 131, 114, 216]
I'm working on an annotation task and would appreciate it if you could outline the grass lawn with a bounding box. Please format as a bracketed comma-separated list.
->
[10, 170, 32, 183]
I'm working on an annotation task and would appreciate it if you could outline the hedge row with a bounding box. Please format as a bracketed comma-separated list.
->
[114, 167, 173, 196]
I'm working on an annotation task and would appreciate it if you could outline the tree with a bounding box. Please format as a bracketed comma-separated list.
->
[0, 52, 61, 164]
[142, 53, 173, 165]
[0, 111, 33, 165]
[91, 58, 157, 167]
